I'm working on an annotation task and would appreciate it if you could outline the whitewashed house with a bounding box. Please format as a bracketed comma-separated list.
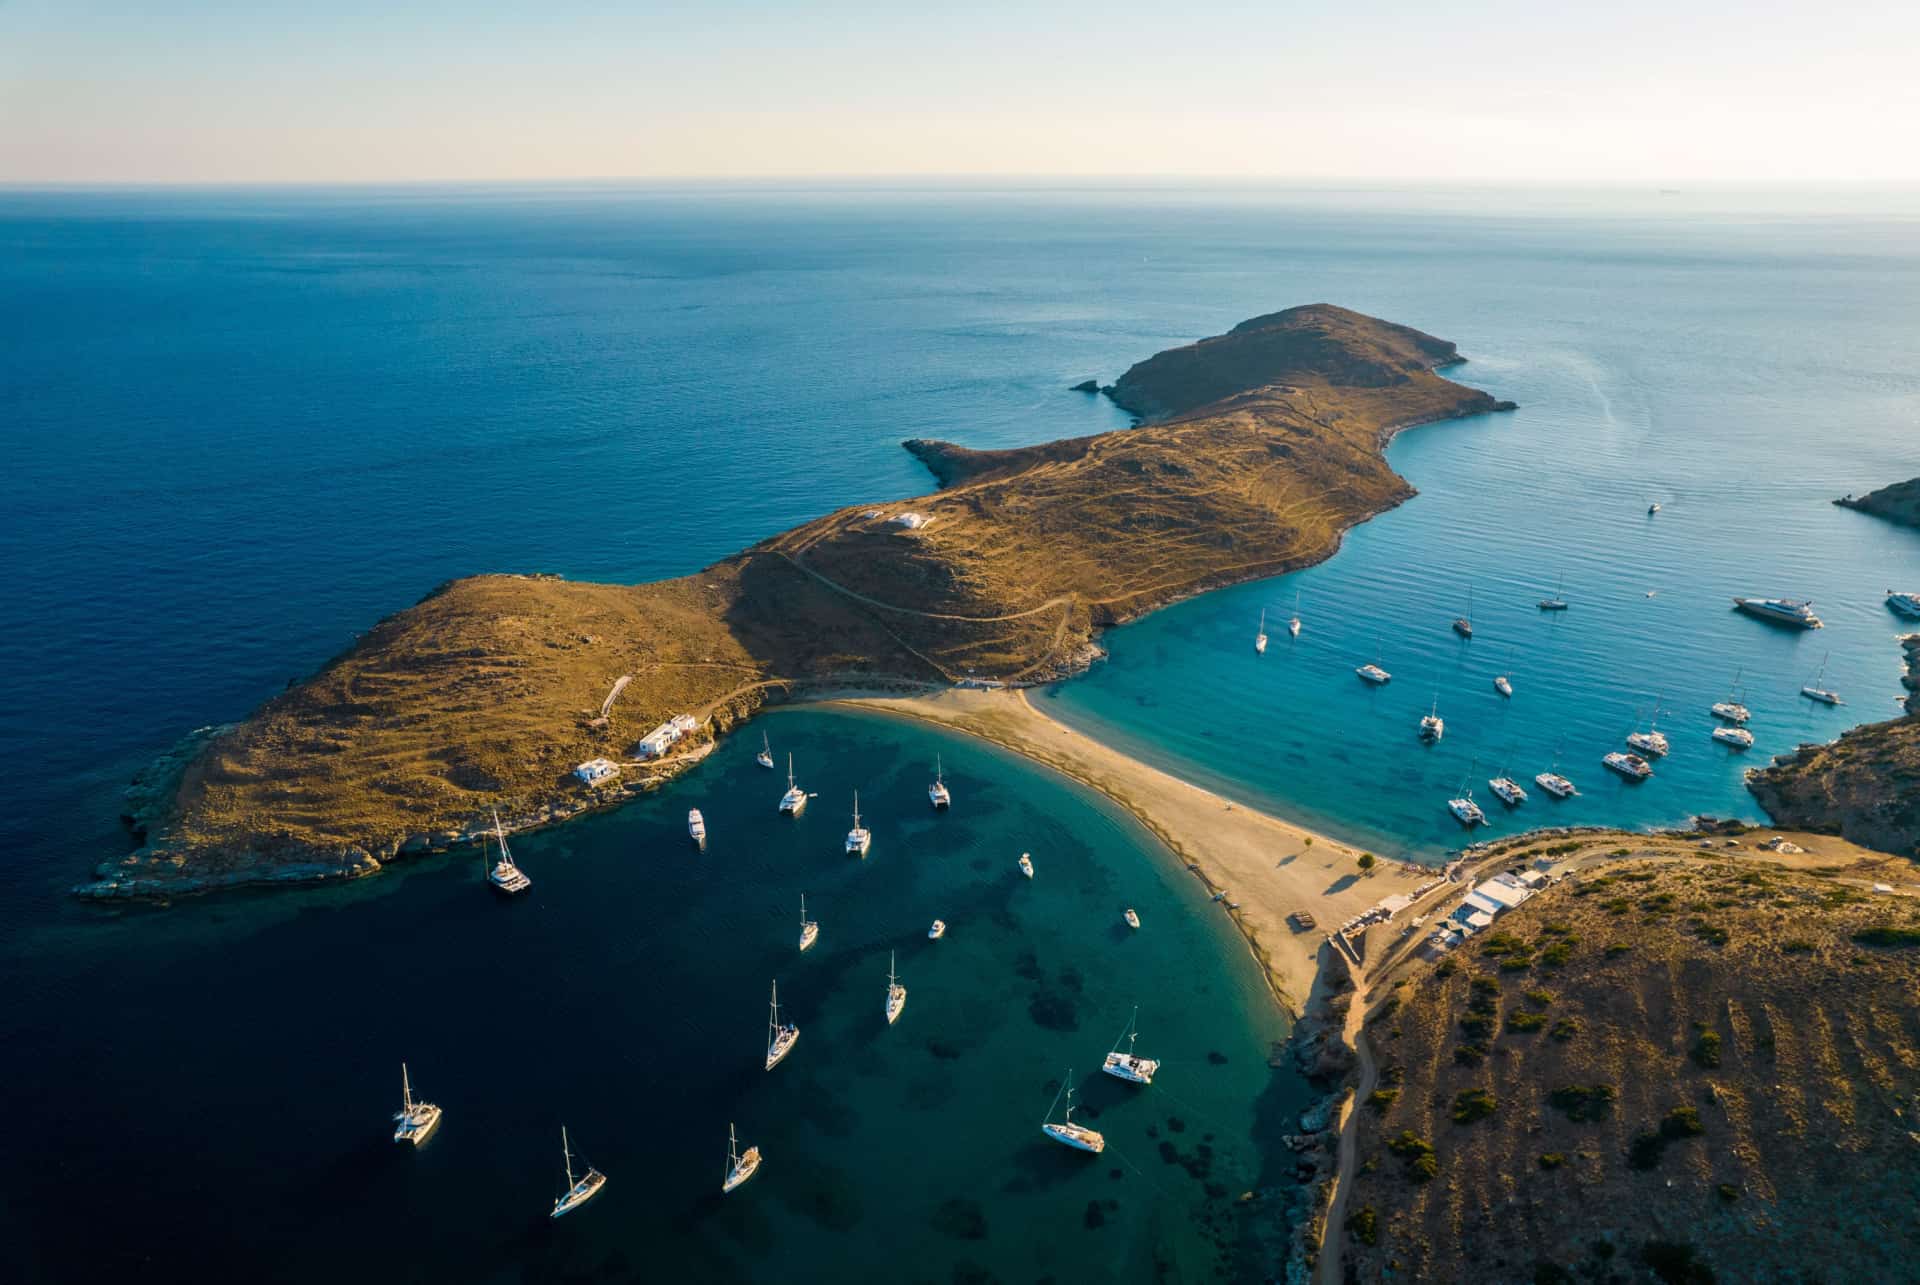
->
[574, 757, 620, 785]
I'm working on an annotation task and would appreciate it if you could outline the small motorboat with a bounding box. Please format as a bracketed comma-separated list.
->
[1018, 852, 1034, 879]
[1494, 674, 1513, 698]
[927, 919, 946, 940]
[1123, 908, 1141, 930]
[687, 809, 706, 844]
[1603, 751, 1653, 781]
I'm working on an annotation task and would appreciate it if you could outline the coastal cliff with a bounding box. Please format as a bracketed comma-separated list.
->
[87, 304, 1514, 898]
[1836, 476, 1920, 529]
[1745, 635, 1920, 857]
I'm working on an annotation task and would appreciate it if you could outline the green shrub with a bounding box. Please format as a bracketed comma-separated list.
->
[1549, 1084, 1617, 1122]
[1538, 1152, 1565, 1169]
[1435, 957, 1460, 978]
[1387, 1130, 1438, 1181]
[1688, 918, 1730, 946]
[1716, 1183, 1740, 1202]
[1549, 1017, 1580, 1042]
[1604, 943, 1633, 958]
[1661, 1105, 1705, 1138]
[1451, 1087, 1498, 1124]
[1691, 1030, 1722, 1069]
[1853, 926, 1920, 948]
[1453, 1042, 1487, 1066]
[1523, 989, 1554, 1007]
[1506, 1010, 1547, 1033]
[1346, 1204, 1378, 1246]
[1782, 939, 1816, 953]
[1366, 1088, 1399, 1113]
[1459, 1013, 1496, 1039]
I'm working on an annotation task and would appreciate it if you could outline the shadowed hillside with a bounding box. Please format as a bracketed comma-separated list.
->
[89, 304, 1514, 896]
[1340, 858, 1920, 1284]
[1836, 476, 1920, 529]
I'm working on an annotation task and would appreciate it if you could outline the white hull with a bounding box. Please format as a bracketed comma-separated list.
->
[766, 1027, 799, 1070]
[688, 809, 706, 842]
[1626, 732, 1669, 758]
[1801, 687, 1842, 705]
[1535, 773, 1577, 799]
[1733, 597, 1823, 629]
[1419, 717, 1444, 741]
[1494, 676, 1513, 697]
[1288, 618, 1300, 637]
[1447, 798, 1486, 827]
[799, 923, 819, 952]
[1710, 702, 1750, 724]
[1102, 1052, 1159, 1084]
[928, 787, 950, 809]
[756, 753, 774, 769]
[1356, 664, 1390, 685]
[1123, 909, 1140, 929]
[1712, 728, 1753, 749]
[723, 1150, 761, 1194]
[886, 987, 906, 1025]
[780, 791, 807, 815]
[1018, 854, 1034, 879]
[489, 864, 531, 895]
[1604, 752, 1653, 780]
[551, 1171, 606, 1218]
[1488, 778, 1527, 807]
[1254, 634, 1267, 654]
[393, 1104, 442, 1145]
[1041, 1122, 1105, 1153]
[928, 920, 946, 940]
[846, 830, 871, 856]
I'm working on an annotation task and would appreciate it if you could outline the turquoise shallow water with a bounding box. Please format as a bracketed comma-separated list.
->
[3, 184, 1919, 1280]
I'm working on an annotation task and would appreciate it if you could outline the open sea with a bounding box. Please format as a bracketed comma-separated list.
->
[3, 182, 1918, 1281]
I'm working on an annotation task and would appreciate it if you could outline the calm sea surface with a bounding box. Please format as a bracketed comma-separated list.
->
[3, 183, 1918, 1281]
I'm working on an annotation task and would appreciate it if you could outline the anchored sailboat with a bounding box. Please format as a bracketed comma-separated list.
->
[1452, 585, 1474, 638]
[485, 807, 531, 895]
[798, 895, 819, 952]
[779, 754, 807, 815]
[1288, 590, 1302, 638]
[550, 1126, 607, 1218]
[1254, 608, 1267, 655]
[1101, 1007, 1160, 1085]
[392, 1062, 442, 1145]
[755, 732, 775, 770]
[1419, 697, 1444, 742]
[885, 951, 906, 1026]
[1040, 1071, 1105, 1152]
[722, 1122, 761, 1194]
[765, 980, 799, 1070]
[844, 791, 872, 856]
[1711, 668, 1751, 724]
[928, 756, 951, 810]
[1801, 653, 1843, 705]
[1538, 575, 1569, 612]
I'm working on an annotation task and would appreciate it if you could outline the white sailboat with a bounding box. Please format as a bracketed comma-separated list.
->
[1626, 702, 1669, 757]
[1711, 668, 1751, 724]
[1447, 766, 1486, 827]
[721, 1122, 761, 1195]
[1452, 584, 1474, 638]
[485, 807, 531, 895]
[797, 895, 819, 952]
[1494, 649, 1514, 698]
[885, 951, 906, 1025]
[755, 732, 775, 770]
[845, 791, 871, 856]
[549, 1126, 607, 1218]
[1538, 575, 1569, 612]
[1018, 852, 1034, 879]
[1356, 638, 1391, 685]
[1288, 590, 1301, 637]
[1800, 653, 1843, 705]
[765, 980, 799, 1070]
[928, 756, 952, 810]
[1101, 1007, 1160, 1085]
[392, 1062, 442, 1145]
[1534, 746, 1577, 799]
[1040, 1072, 1105, 1153]
[779, 754, 807, 815]
[1419, 698, 1444, 742]
[1254, 609, 1268, 655]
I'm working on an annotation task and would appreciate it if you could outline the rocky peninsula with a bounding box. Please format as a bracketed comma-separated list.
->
[87, 304, 1515, 899]
[1836, 476, 1920, 528]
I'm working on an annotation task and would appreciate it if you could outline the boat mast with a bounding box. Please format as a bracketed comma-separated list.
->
[799, 894, 806, 927]
[769, 980, 780, 1043]
[786, 753, 795, 791]
[852, 791, 860, 828]
[560, 1126, 576, 1190]
[401, 1062, 413, 1111]
[728, 1122, 739, 1177]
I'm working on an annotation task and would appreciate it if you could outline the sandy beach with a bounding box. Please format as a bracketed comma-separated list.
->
[833, 687, 1427, 1014]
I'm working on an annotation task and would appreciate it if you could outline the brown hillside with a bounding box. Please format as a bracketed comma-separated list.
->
[1341, 859, 1920, 1284]
[90, 305, 1512, 896]
[1836, 476, 1920, 529]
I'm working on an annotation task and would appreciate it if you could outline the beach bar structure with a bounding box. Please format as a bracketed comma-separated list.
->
[1427, 870, 1542, 953]
[573, 757, 620, 785]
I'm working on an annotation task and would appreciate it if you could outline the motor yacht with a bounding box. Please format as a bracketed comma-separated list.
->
[687, 809, 706, 845]
[1732, 597, 1822, 629]
[1712, 726, 1754, 749]
[1018, 852, 1034, 879]
[927, 919, 946, 940]
[1603, 751, 1653, 780]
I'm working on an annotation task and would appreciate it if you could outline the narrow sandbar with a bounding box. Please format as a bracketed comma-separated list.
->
[831, 687, 1427, 1014]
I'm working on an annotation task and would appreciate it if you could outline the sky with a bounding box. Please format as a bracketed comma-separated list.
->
[1, 0, 1916, 185]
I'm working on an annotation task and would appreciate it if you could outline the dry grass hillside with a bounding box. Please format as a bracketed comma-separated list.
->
[1340, 859, 1920, 1284]
[91, 304, 1513, 894]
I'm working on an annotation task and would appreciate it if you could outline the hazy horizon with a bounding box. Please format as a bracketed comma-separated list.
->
[3, 0, 1915, 186]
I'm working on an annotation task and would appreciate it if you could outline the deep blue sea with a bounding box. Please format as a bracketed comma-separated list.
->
[3, 183, 1918, 1281]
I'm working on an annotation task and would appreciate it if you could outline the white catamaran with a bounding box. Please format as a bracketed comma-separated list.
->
[885, 951, 907, 1026]
[797, 895, 819, 952]
[779, 754, 808, 815]
[1041, 1072, 1105, 1153]
[845, 791, 871, 856]
[1419, 698, 1445, 742]
[765, 980, 800, 1070]
[722, 1122, 761, 1195]
[550, 1126, 607, 1218]
[391, 1062, 442, 1145]
[1101, 1007, 1160, 1085]
[486, 807, 531, 895]
[928, 756, 952, 810]
[1254, 608, 1268, 655]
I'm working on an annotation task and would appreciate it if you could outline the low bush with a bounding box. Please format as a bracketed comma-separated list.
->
[1346, 1204, 1378, 1246]
[1523, 989, 1554, 1007]
[1604, 942, 1633, 958]
[1691, 1030, 1722, 1069]
[1506, 1009, 1547, 1033]
[1549, 1084, 1617, 1122]
[1549, 1017, 1580, 1042]
[1451, 1087, 1498, 1124]
[1366, 1088, 1399, 1113]
[1538, 1151, 1565, 1169]
[1853, 926, 1920, 948]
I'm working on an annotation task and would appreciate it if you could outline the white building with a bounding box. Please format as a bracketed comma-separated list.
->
[669, 713, 699, 736]
[634, 713, 698, 760]
[890, 511, 930, 529]
[574, 757, 619, 785]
